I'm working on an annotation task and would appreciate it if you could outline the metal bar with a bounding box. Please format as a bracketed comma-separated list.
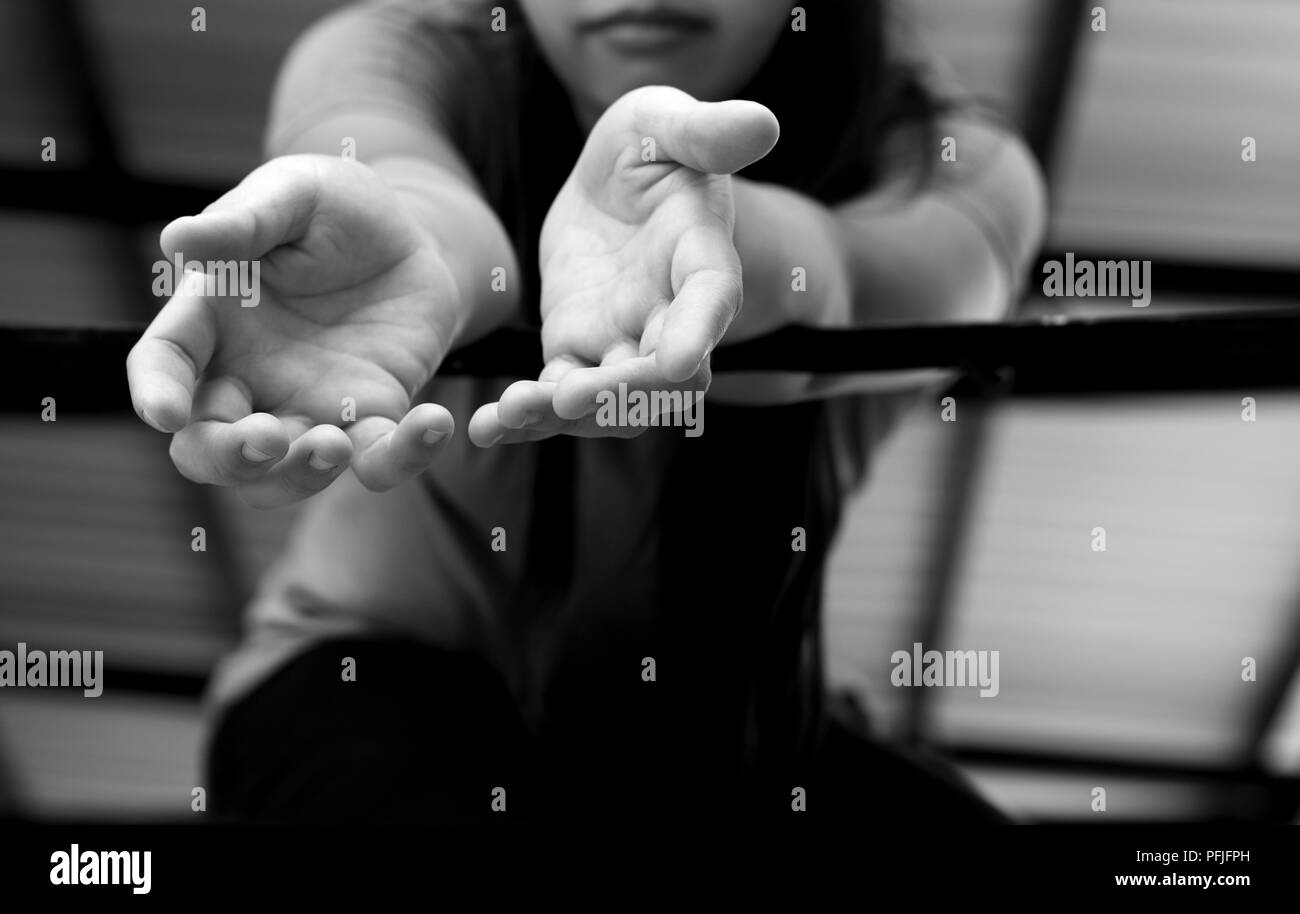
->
[0, 169, 224, 224]
[1022, 0, 1091, 170]
[718, 309, 1300, 386]
[900, 398, 993, 746]
[6, 310, 1300, 414]
[27, 1, 144, 311]
[39, 0, 124, 175]
[1244, 607, 1300, 774]
[91, 667, 212, 699]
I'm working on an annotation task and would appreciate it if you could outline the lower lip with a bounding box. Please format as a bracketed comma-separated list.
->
[588, 21, 709, 54]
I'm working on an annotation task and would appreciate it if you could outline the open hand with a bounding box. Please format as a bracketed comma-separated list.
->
[469, 86, 779, 446]
[127, 155, 462, 507]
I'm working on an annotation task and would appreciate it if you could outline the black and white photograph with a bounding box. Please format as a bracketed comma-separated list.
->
[0, 0, 1296, 896]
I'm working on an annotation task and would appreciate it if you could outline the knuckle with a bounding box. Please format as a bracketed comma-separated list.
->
[393, 454, 429, 476]
[717, 269, 744, 306]
[354, 464, 397, 493]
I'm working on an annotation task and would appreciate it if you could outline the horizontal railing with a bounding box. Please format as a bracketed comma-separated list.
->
[4, 308, 1300, 413]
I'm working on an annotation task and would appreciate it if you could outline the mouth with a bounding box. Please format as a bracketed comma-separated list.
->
[579, 6, 712, 53]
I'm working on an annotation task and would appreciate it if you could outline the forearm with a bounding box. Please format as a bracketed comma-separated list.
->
[724, 178, 852, 342]
[369, 155, 521, 347]
[713, 116, 1046, 403]
[834, 117, 1046, 327]
[263, 4, 521, 350]
[267, 117, 520, 350]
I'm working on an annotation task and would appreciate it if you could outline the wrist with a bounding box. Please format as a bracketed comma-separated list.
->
[374, 157, 521, 349]
[729, 178, 852, 340]
[421, 232, 476, 351]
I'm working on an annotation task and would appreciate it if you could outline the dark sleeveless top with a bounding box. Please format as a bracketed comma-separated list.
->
[479, 40, 864, 777]
[207, 0, 915, 784]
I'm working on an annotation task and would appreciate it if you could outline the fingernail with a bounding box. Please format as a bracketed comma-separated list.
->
[241, 442, 275, 463]
[484, 432, 503, 448]
[423, 428, 448, 446]
[139, 406, 161, 431]
[307, 452, 336, 471]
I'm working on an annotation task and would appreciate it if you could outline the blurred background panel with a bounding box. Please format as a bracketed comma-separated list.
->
[2, 0, 1299, 823]
[0, 3, 91, 167]
[1049, 0, 1300, 267]
[831, 0, 1300, 822]
[80, 0, 346, 185]
[0, 0, 338, 821]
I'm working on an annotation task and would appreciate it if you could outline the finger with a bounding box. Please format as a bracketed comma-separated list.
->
[539, 302, 613, 367]
[169, 411, 291, 486]
[470, 400, 646, 447]
[553, 362, 630, 421]
[235, 422, 353, 509]
[159, 156, 323, 264]
[536, 350, 614, 419]
[656, 269, 739, 383]
[622, 86, 780, 175]
[126, 288, 217, 433]
[347, 401, 454, 491]
[497, 380, 558, 430]
[469, 399, 571, 447]
[495, 420, 647, 445]
[190, 373, 255, 423]
[657, 224, 743, 382]
[601, 340, 641, 366]
[538, 353, 592, 383]
[468, 401, 501, 448]
[553, 355, 707, 422]
[471, 355, 606, 448]
[640, 308, 668, 357]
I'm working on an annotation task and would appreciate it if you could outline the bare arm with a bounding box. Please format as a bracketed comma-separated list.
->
[125, 2, 525, 506]
[711, 111, 1047, 403]
[263, 1, 522, 346]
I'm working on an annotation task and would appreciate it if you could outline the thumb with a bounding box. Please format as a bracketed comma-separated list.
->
[159, 155, 324, 264]
[609, 86, 780, 176]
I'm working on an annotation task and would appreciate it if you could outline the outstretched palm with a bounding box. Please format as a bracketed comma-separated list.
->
[128, 155, 460, 507]
[469, 86, 779, 445]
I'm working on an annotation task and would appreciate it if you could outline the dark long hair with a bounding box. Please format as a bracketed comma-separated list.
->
[729, 0, 937, 203]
